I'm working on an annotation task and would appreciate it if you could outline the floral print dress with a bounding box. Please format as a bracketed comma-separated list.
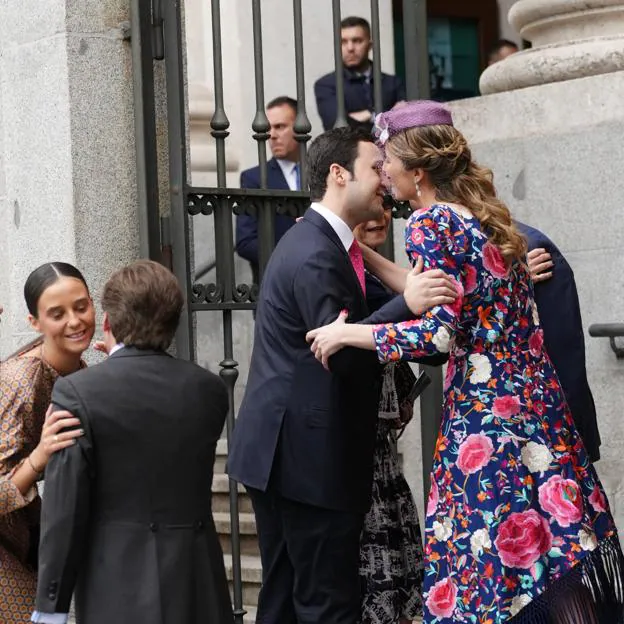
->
[0, 354, 57, 623]
[372, 204, 624, 623]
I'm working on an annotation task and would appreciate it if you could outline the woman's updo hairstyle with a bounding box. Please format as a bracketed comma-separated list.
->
[24, 262, 89, 318]
[387, 124, 526, 263]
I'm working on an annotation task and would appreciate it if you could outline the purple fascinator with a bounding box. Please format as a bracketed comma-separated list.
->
[373, 100, 454, 146]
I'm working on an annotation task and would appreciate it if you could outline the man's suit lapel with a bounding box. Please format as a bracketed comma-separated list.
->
[303, 208, 367, 307]
[268, 158, 290, 191]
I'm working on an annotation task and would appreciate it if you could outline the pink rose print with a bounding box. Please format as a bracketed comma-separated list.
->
[482, 242, 509, 279]
[456, 433, 494, 475]
[538, 475, 583, 527]
[427, 479, 439, 517]
[426, 577, 458, 619]
[495, 510, 553, 568]
[529, 329, 544, 357]
[463, 263, 478, 294]
[492, 395, 521, 420]
[443, 357, 456, 391]
[443, 278, 464, 317]
[410, 227, 425, 246]
[589, 485, 608, 513]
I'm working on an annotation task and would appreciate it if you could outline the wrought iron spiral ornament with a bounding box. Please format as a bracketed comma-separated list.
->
[190, 282, 224, 304]
[187, 193, 217, 216]
[232, 283, 257, 304]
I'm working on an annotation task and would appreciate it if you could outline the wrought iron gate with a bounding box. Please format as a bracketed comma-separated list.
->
[131, 1, 440, 621]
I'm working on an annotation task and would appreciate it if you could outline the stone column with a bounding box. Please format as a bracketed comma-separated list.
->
[0, 1, 140, 358]
[481, 0, 624, 94]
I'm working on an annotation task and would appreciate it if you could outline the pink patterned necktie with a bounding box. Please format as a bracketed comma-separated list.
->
[349, 239, 366, 295]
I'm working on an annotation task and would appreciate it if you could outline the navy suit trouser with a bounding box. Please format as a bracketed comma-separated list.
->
[247, 486, 364, 624]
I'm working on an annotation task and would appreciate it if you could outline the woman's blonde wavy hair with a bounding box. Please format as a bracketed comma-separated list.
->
[387, 124, 527, 264]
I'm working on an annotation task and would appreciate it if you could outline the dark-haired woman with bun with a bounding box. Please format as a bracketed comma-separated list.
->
[0, 262, 95, 623]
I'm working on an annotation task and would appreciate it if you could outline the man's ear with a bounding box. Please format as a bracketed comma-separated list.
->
[28, 314, 40, 333]
[102, 311, 111, 333]
[329, 164, 348, 187]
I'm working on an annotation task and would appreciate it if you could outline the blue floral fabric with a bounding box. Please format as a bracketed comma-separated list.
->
[372, 204, 617, 623]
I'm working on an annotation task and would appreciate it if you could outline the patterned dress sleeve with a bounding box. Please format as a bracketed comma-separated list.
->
[0, 360, 39, 516]
[373, 205, 467, 363]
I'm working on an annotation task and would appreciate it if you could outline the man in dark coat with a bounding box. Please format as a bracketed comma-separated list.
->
[227, 127, 456, 624]
[236, 96, 300, 284]
[314, 16, 405, 132]
[519, 221, 601, 461]
[32, 261, 232, 624]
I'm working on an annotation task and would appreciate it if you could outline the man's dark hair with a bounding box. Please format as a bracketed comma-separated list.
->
[266, 96, 298, 115]
[307, 127, 373, 201]
[102, 260, 183, 351]
[340, 16, 371, 37]
[488, 39, 519, 61]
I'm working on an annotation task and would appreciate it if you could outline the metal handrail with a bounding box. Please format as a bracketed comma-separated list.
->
[588, 323, 624, 358]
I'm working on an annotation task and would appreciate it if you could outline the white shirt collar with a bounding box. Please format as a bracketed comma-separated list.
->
[275, 158, 299, 191]
[109, 343, 125, 356]
[310, 202, 354, 251]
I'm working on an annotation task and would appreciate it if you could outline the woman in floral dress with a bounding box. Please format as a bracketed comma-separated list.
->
[1, 262, 95, 622]
[307, 101, 624, 623]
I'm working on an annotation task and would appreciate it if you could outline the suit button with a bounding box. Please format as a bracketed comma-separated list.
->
[149, 522, 158, 532]
[196, 520, 204, 530]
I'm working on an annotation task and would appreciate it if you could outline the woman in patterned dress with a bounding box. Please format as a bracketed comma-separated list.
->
[307, 101, 624, 623]
[356, 204, 427, 624]
[0, 262, 95, 623]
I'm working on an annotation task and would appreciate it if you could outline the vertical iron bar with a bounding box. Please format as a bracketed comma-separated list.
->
[209, 2, 243, 623]
[403, 0, 440, 504]
[292, 0, 312, 188]
[370, 0, 383, 117]
[331, 0, 348, 128]
[130, 0, 161, 261]
[370, 0, 395, 262]
[162, 0, 194, 361]
[403, 0, 430, 100]
[251, 0, 273, 280]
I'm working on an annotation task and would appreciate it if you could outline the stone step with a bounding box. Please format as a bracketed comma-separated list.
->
[238, 605, 257, 623]
[215, 511, 260, 557]
[215, 438, 228, 473]
[226, 554, 262, 607]
[212, 474, 254, 513]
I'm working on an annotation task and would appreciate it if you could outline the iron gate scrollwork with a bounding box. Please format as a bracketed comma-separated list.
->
[132, 1, 437, 622]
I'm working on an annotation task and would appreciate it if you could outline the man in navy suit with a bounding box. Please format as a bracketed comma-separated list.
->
[228, 127, 455, 624]
[236, 96, 300, 284]
[519, 222, 601, 462]
[314, 16, 405, 132]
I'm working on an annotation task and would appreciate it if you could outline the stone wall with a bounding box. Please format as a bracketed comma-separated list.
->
[0, 0, 140, 359]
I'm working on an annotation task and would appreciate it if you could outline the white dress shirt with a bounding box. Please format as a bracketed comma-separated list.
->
[309, 202, 354, 251]
[276, 158, 300, 191]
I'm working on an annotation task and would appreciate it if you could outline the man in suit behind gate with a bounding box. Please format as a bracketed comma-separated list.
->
[236, 95, 301, 284]
[32, 260, 232, 624]
[227, 126, 456, 624]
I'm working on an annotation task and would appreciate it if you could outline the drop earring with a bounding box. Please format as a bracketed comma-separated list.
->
[415, 180, 422, 198]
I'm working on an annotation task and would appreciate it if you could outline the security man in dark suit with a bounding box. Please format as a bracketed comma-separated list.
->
[228, 127, 456, 624]
[236, 95, 301, 284]
[519, 221, 601, 462]
[314, 16, 405, 132]
[33, 261, 232, 624]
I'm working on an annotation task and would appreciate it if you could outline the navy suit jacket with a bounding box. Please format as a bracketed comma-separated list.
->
[314, 67, 405, 131]
[518, 222, 601, 461]
[236, 158, 297, 282]
[228, 208, 419, 513]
